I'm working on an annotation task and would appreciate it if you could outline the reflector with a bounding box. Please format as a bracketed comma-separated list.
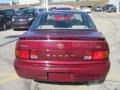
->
[84, 51, 92, 60]
[30, 51, 38, 59]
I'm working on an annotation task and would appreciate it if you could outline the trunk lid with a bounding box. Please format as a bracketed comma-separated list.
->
[16, 30, 108, 61]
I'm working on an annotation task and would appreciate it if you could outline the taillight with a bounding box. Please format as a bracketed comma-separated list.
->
[16, 49, 38, 59]
[93, 50, 109, 60]
[84, 50, 109, 61]
[84, 51, 92, 60]
[16, 49, 109, 61]
[16, 49, 29, 59]
[30, 51, 38, 59]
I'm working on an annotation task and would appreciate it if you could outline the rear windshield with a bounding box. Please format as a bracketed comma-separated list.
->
[17, 9, 34, 16]
[30, 12, 96, 30]
[106, 4, 115, 7]
[4, 10, 14, 16]
[55, 8, 72, 10]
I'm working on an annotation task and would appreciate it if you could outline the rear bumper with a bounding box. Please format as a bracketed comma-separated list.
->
[12, 21, 32, 30]
[14, 60, 110, 83]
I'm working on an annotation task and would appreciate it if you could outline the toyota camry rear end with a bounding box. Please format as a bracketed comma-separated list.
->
[14, 10, 110, 83]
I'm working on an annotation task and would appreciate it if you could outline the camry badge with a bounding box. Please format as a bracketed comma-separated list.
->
[57, 43, 64, 49]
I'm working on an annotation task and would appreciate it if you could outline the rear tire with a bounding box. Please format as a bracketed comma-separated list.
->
[1, 23, 7, 30]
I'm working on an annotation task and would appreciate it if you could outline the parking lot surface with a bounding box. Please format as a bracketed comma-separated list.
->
[0, 12, 120, 90]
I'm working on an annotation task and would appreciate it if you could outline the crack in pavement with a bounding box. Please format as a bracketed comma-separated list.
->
[0, 39, 18, 47]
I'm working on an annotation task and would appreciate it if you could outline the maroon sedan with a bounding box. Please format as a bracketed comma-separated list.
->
[14, 10, 110, 83]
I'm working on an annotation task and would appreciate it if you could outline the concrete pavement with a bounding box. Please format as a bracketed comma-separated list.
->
[0, 12, 120, 90]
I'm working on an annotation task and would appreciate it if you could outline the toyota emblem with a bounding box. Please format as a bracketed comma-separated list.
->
[57, 43, 64, 49]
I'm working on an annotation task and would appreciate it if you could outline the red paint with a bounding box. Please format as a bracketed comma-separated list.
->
[14, 30, 110, 83]
[14, 11, 110, 83]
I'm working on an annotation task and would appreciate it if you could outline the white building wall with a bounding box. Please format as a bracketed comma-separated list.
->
[19, 0, 40, 4]
[109, 0, 120, 12]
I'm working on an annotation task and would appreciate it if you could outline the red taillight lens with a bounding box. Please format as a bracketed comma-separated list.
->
[93, 50, 109, 60]
[16, 49, 38, 59]
[16, 49, 29, 59]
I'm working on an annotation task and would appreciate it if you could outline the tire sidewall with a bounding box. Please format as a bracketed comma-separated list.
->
[2, 23, 7, 30]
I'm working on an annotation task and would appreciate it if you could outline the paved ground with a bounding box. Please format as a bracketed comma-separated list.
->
[0, 12, 120, 90]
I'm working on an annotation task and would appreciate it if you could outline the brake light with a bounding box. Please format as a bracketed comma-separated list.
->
[16, 50, 38, 59]
[16, 49, 108, 61]
[16, 49, 29, 59]
[93, 50, 109, 60]
[84, 50, 109, 60]
[53, 15, 73, 21]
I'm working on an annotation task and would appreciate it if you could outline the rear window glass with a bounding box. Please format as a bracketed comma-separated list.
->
[17, 9, 34, 16]
[30, 12, 96, 30]
[4, 10, 14, 15]
[106, 4, 115, 8]
[55, 8, 72, 10]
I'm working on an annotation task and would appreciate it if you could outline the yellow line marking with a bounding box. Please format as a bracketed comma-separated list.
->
[0, 75, 20, 84]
